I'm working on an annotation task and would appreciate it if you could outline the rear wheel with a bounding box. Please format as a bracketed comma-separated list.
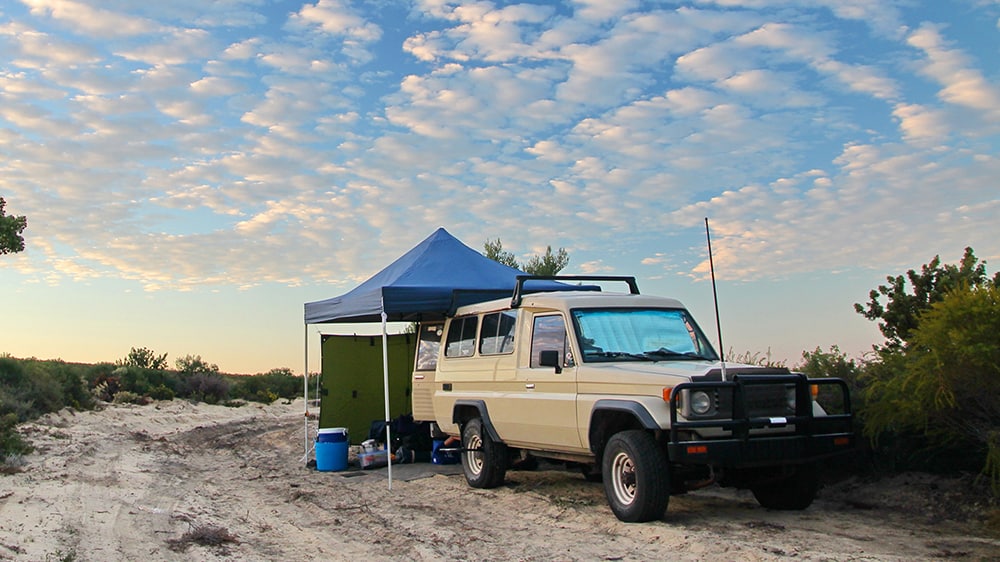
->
[751, 463, 818, 510]
[602, 430, 670, 522]
[461, 418, 508, 488]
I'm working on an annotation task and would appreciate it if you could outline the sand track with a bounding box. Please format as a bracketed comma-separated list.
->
[1, 400, 997, 561]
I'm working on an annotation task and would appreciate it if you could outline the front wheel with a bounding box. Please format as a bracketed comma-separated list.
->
[602, 430, 670, 522]
[751, 463, 818, 510]
[461, 418, 508, 488]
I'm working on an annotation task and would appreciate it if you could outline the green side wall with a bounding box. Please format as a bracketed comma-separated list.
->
[319, 333, 416, 444]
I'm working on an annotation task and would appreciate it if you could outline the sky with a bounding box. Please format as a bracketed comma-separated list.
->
[1, 0, 998, 376]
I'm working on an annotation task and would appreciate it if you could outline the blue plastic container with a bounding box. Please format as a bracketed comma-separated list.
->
[432, 439, 460, 465]
[316, 427, 349, 471]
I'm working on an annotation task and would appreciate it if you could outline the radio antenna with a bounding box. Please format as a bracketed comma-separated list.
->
[705, 217, 728, 381]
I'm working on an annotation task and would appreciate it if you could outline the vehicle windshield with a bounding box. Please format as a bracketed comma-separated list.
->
[571, 308, 719, 363]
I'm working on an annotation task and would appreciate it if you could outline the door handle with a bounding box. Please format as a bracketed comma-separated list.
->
[525, 383, 535, 390]
[414, 374, 425, 380]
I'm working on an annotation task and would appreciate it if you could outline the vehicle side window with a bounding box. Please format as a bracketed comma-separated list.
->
[444, 316, 478, 357]
[479, 311, 516, 355]
[530, 314, 569, 367]
[415, 323, 443, 370]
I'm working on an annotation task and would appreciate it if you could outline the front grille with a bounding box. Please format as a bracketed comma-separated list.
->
[714, 384, 792, 418]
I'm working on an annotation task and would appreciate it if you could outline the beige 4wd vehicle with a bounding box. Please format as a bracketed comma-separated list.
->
[411, 276, 853, 522]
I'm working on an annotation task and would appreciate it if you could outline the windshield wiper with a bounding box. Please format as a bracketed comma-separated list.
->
[643, 348, 712, 361]
[590, 351, 652, 361]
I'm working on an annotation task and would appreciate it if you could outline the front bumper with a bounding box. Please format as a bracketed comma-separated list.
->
[666, 374, 854, 467]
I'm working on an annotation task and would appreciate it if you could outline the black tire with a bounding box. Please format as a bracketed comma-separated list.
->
[461, 418, 508, 488]
[751, 463, 818, 510]
[601, 430, 670, 522]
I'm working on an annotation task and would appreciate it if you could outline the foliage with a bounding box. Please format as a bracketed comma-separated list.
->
[119, 347, 168, 370]
[148, 384, 175, 401]
[522, 245, 570, 276]
[863, 285, 1000, 491]
[797, 345, 863, 380]
[0, 413, 32, 457]
[179, 372, 230, 404]
[796, 346, 864, 442]
[483, 238, 518, 268]
[112, 391, 149, 405]
[483, 238, 570, 275]
[175, 354, 219, 375]
[0, 197, 27, 255]
[0, 357, 92, 421]
[854, 247, 999, 350]
[90, 372, 121, 402]
[233, 368, 302, 403]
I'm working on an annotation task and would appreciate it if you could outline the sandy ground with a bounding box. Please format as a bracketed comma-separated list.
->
[1, 399, 998, 562]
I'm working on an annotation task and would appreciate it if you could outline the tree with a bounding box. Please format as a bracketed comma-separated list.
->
[484, 238, 570, 275]
[863, 285, 1000, 491]
[120, 347, 168, 370]
[854, 247, 999, 349]
[0, 197, 27, 255]
[483, 238, 518, 268]
[175, 354, 219, 375]
[522, 246, 570, 276]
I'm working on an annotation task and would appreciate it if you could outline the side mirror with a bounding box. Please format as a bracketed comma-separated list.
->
[539, 350, 563, 374]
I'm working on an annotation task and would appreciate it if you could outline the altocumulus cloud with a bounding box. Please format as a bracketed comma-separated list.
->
[0, 0, 996, 292]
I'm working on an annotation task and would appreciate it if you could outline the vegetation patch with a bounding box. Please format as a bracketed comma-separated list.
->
[166, 524, 238, 552]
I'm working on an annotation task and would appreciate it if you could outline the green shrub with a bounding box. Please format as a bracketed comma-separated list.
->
[0, 357, 27, 387]
[254, 389, 278, 404]
[863, 286, 1000, 491]
[112, 391, 149, 405]
[232, 368, 302, 403]
[0, 413, 32, 456]
[52, 364, 94, 411]
[148, 384, 175, 401]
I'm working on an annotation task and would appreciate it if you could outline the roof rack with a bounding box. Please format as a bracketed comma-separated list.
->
[511, 275, 640, 308]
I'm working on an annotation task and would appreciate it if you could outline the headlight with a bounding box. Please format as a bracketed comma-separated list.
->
[690, 391, 712, 415]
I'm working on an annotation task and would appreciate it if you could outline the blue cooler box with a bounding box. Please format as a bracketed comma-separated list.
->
[316, 428, 349, 471]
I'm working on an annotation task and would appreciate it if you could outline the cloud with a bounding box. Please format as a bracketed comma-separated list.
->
[0, 0, 997, 297]
[286, 0, 382, 63]
[21, 0, 161, 37]
[907, 23, 1000, 125]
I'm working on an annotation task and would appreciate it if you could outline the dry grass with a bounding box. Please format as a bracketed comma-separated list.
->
[166, 524, 238, 552]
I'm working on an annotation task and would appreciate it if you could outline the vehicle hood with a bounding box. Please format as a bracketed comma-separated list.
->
[576, 359, 757, 381]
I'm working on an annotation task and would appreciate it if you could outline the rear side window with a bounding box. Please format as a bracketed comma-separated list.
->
[444, 316, 478, 357]
[415, 323, 443, 371]
[479, 310, 516, 355]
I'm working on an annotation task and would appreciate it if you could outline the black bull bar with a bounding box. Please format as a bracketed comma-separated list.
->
[666, 374, 854, 467]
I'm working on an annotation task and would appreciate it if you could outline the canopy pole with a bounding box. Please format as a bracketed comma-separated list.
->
[381, 308, 393, 489]
[304, 323, 310, 456]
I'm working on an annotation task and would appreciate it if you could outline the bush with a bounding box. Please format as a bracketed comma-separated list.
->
[0, 357, 26, 387]
[179, 372, 230, 404]
[112, 391, 149, 405]
[54, 365, 95, 411]
[232, 368, 302, 404]
[863, 286, 1000, 491]
[149, 384, 175, 401]
[0, 413, 32, 457]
